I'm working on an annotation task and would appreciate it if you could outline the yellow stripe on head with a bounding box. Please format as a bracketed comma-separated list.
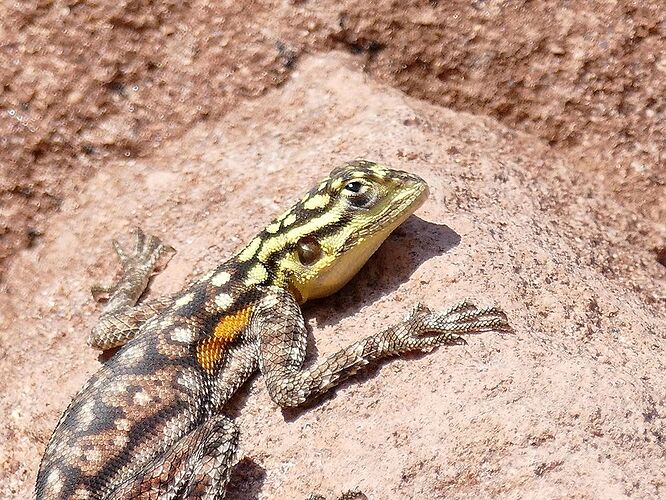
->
[242, 160, 429, 303]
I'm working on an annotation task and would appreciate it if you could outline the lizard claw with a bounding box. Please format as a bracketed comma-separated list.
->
[112, 239, 130, 266]
[401, 301, 510, 352]
[132, 226, 146, 253]
[404, 302, 431, 321]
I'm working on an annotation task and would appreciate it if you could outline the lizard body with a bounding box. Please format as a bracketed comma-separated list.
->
[36, 160, 509, 499]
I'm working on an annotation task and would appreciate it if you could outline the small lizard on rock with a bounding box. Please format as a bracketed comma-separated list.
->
[36, 160, 510, 499]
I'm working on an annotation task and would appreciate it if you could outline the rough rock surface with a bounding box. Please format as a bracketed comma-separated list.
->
[1, 53, 665, 498]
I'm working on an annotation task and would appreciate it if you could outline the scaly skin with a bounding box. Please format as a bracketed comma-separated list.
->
[36, 160, 510, 499]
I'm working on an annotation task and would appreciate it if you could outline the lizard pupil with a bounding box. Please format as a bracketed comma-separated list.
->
[344, 181, 363, 193]
[296, 236, 322, 266]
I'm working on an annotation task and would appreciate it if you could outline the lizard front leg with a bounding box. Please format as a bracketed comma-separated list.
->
[253, 287, 510, 408]
[88, 227, 175, 350]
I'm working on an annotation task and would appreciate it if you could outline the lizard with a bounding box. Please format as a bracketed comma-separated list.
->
[35, 160, 510, 499]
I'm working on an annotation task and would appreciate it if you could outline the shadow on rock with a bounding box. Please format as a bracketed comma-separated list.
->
[304, 215, 461, 326]
[282, 216, 461, 420]
[226, 457, 266, 500]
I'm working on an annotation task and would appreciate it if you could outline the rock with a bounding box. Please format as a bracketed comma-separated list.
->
[1, 53, 664, 499]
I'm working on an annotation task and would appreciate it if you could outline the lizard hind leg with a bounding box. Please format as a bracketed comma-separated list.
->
[109, 414, 239, 500]
[87, 228, 176, 350]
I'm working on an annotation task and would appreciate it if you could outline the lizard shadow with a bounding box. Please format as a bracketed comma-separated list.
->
[305, 215, 461, 327]
[282, 215, 461, 420]
[303, 216, 461, 328]
[225, 457, 266, 500]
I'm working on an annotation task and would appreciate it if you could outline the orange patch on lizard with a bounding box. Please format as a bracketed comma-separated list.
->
[196, 306, 252, 372]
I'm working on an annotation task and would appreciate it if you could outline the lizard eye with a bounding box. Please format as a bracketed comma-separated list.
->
[344, 181, 363, 193]
[296, 236, 322, 266]
[342, 180, 374, 208]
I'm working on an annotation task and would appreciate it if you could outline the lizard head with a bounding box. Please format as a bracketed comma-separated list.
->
[252, 160, 429, 303]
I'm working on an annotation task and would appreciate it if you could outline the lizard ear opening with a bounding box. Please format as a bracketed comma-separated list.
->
[296, 236, 322, 266]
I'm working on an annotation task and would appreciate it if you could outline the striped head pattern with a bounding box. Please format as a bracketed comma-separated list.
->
[235, 160, 429, 303]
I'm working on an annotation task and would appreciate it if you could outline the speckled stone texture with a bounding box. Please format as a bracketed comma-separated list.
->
[1, 53, 664, 498]
[2, 1, 664, 273]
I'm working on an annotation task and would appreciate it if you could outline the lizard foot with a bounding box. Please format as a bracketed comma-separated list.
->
[91, 227, 175, 301]
[391, 300, 511, 352]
